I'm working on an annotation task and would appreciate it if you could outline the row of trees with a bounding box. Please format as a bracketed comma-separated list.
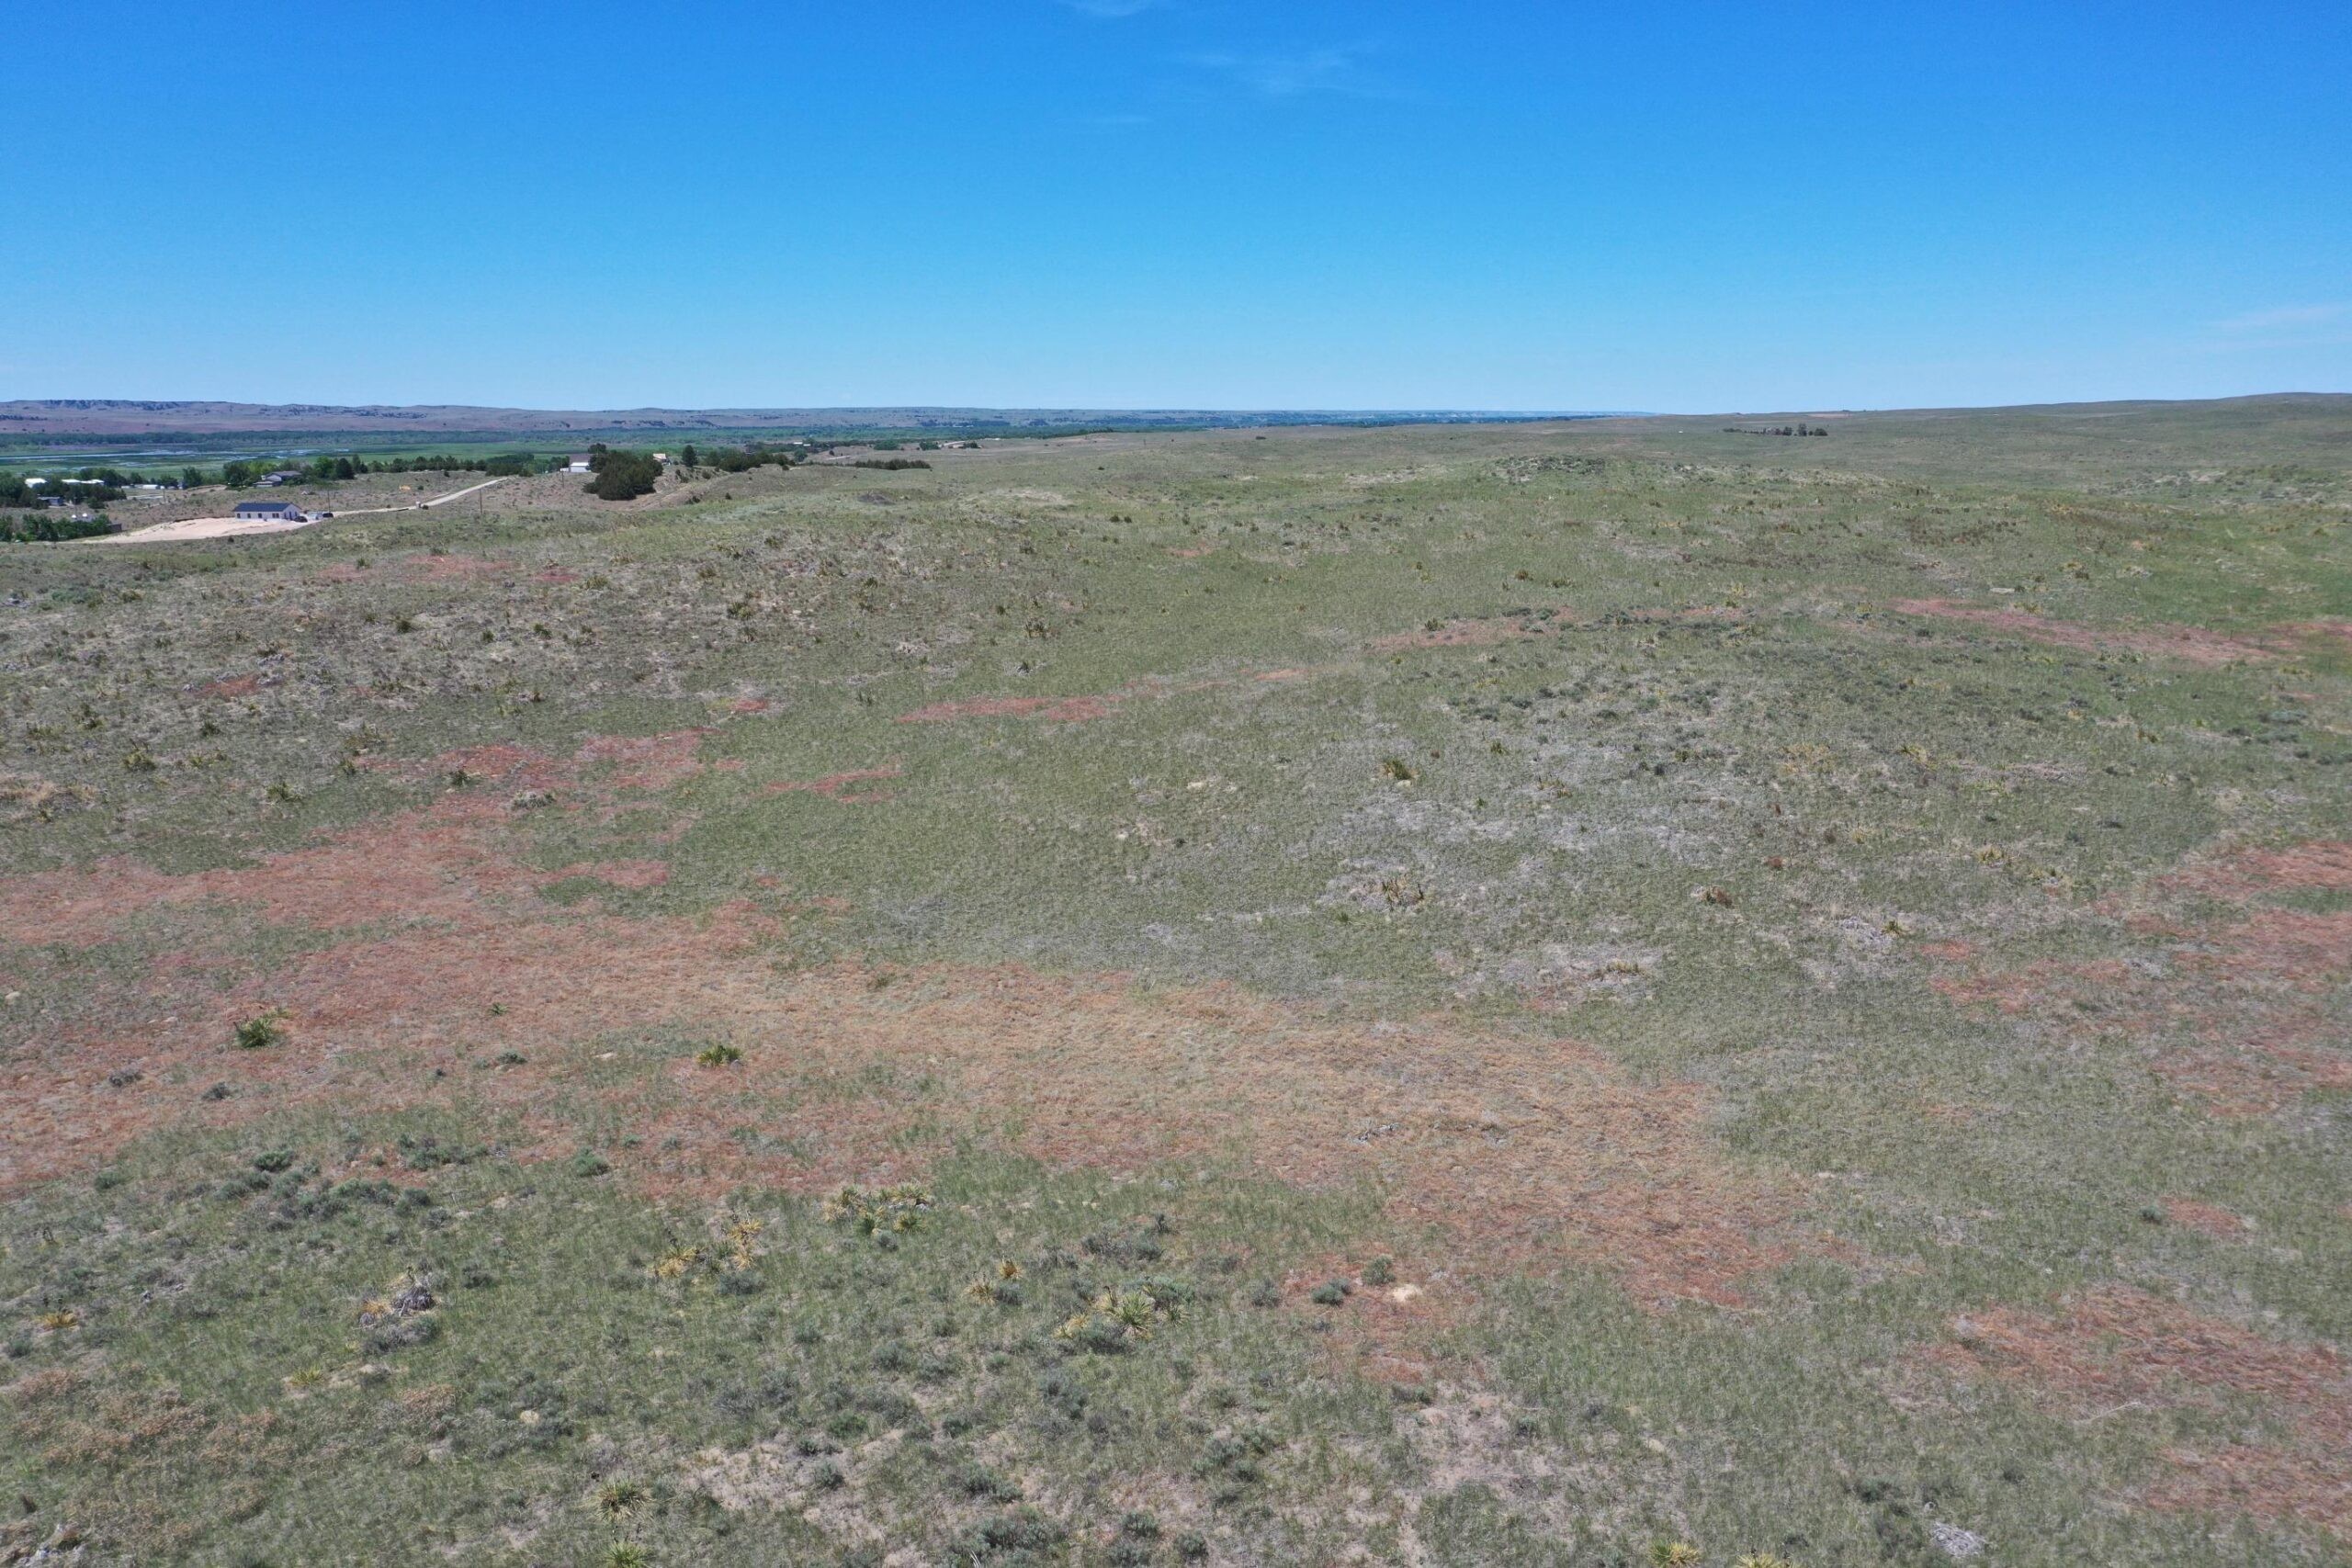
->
[2, 470, 127, 505]
[2, 511, 115, 542]
[204, 453, 560, 489]
[581, 443, 801, 500]
[1724, 423, 1830, 437]
[676, 443, 801, 474]
[6, 441, 808, 508]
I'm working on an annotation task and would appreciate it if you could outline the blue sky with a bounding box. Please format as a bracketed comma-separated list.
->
[6, 1, 2348, 412]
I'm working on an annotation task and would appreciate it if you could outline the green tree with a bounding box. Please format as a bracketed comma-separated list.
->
[587, 451, 662, 501]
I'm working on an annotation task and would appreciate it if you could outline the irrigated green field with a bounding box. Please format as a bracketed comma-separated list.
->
[3, 399, 2348, 1567]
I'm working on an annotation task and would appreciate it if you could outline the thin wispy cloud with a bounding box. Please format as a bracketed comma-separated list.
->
[1181, 46, 1404, 101]
[2211, 303, 2346, 336]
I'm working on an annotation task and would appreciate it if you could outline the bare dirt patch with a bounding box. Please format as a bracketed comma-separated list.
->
[1893, 599, 2279, 666]
[1928, 1287, 2351, 1538]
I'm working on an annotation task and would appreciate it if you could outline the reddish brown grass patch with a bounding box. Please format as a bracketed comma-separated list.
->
[1893, 599, 2278, 666]
[1930, 1286, 2350, 1536]
[408, 552, 511, 582]
[573, 731, 709, 792]
[896, 694, 1119, 724]
[542, 860, 671, 891]
[1923, 840, 2352, 1115]
[1368, 609, 1576, 653]
[2270, 619, 2352, 654]
[2161, 1198, 2250, 1239]
[2159, 840, 2352, 901]
[0, 766, 1802, 1308]
[765, 762, 903, 803]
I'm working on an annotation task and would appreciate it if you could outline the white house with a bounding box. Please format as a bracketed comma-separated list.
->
[567, 455, 593, 473]
[233, 500, 307, 523]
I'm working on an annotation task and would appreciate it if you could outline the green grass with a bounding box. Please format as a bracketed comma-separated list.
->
[2, 400, 2348, 1565]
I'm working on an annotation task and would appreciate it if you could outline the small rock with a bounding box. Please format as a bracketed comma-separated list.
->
[1931, 1522, 1987, 1560]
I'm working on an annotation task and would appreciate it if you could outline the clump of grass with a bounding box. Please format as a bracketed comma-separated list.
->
[953, 1509, 1064, 1560]
[1056, 1277, 1192, 1348]
[964, 1258, 1025, 1303]
[594, 1480, 648, 1520]
[823, 1183, 933, 1237]
[652, 1246, 706, 1280]
[1362, 1256, 1396, 1286]
[955, 1462, 1022, 1503]
[569, 1148, 613, 1179]
[232, 1010, 288, 1051]
[695, 1043, 743, 1067]
[1309, 1278, 1354, 1307]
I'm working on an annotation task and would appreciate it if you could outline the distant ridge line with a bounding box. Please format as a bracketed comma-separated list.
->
[0, 400, 1631, 439]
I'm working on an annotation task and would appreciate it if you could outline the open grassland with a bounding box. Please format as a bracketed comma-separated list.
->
[2, 401, 2348, 1567]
